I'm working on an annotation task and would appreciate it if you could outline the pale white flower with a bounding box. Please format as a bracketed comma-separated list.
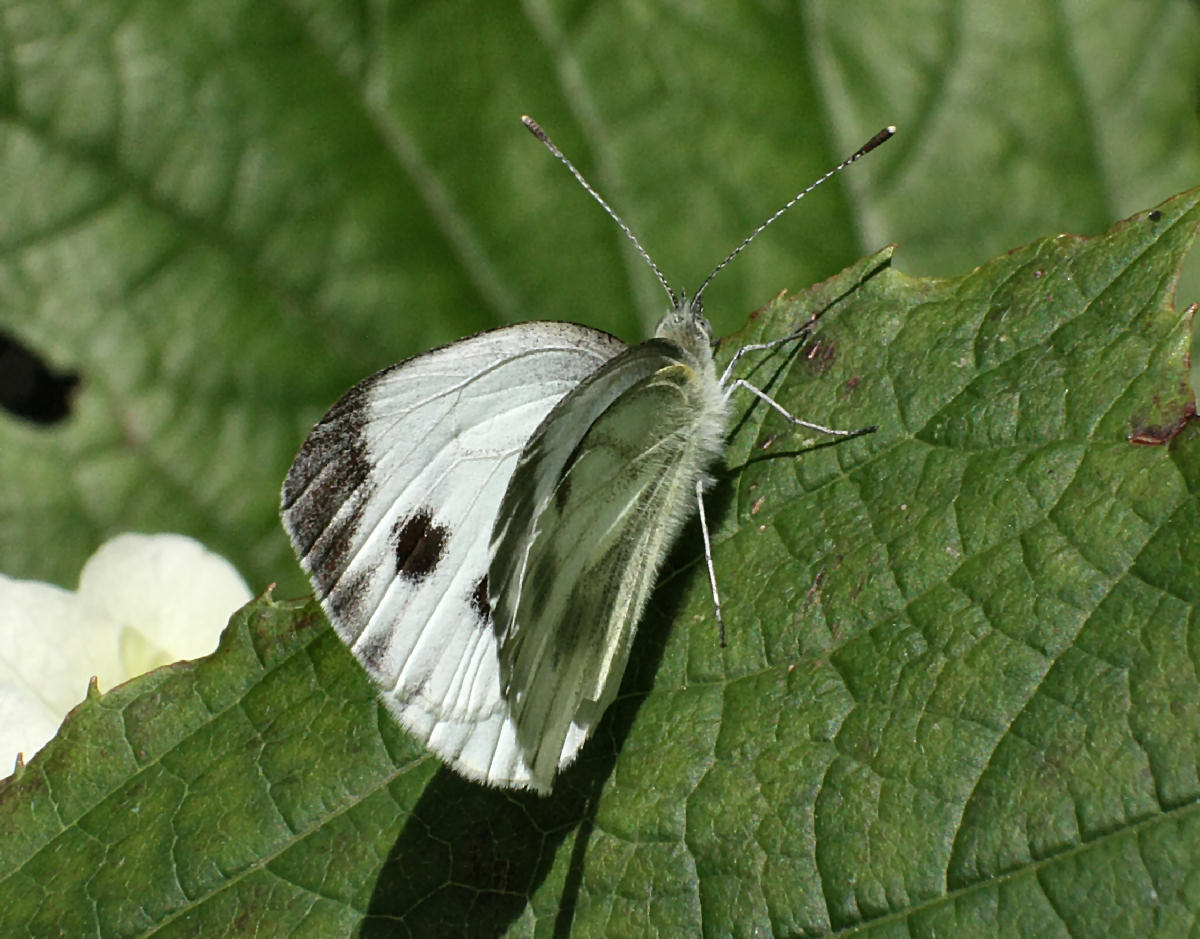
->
[0, 533, 252, 770]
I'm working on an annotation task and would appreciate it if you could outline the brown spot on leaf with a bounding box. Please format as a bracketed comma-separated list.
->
[804, 338, 837, 374]
[1129, 401, 1197, 446]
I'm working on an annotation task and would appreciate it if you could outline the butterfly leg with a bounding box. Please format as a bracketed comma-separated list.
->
[726, 378, 876, 437]
[695, 478, 727, 647]
[717, 326, 813, 387]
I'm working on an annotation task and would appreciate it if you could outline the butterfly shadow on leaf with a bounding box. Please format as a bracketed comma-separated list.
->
[357, 560, 689, 937]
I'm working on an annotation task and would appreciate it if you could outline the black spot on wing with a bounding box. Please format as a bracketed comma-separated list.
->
[393, 509, 448, 582]
[282, 378, 377, 596]
[357, 631, 390, 677]
[471, 575, 491, 622]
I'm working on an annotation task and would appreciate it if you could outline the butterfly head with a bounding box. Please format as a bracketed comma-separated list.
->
[654, 291, 715, 362]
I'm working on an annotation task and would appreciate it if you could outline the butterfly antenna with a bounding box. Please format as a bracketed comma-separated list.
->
[523, 115, 678, 307]
[693, 125, 897, 304]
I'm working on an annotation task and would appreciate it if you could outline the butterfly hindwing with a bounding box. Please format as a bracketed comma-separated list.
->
[281, 322, 627, 789]
[489, 338, 729, 784]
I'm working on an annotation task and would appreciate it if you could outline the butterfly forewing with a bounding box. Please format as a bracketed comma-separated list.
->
[281, 323, 627, 790]
[489, 339, 729, 785]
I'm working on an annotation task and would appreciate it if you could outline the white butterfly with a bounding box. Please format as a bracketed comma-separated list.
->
[281, 118, 894, 794]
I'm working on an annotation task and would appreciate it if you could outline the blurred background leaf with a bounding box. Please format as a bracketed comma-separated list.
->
[0, 0, 1196, 594]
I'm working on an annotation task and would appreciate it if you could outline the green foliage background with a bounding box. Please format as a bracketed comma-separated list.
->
[1, 0, 1197, 594]
[1, 0, 1200, 935]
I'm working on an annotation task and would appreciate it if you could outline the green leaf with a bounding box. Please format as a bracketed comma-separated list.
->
[0, 1, 1198, 594]
[2, 190, 1197, 935]
[3, 1, 1200, 934]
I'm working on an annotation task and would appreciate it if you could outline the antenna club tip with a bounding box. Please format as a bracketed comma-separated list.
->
[885, 124, 898, 135]
[522, 115, 553, 145]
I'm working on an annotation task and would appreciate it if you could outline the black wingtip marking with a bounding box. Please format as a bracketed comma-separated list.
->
[282, 379, 379, 594]
[471, 575, 491, 622]
[393, 509, 448, 582]
[327, 566, 371, 628]
[357, 631, 390, 676]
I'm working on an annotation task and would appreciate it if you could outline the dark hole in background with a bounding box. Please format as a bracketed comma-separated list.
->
[0, 330, 80, 424]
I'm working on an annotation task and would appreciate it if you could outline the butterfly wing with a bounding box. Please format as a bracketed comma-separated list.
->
[489, 339, 730, 786]
[281, 322, 627, 791]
